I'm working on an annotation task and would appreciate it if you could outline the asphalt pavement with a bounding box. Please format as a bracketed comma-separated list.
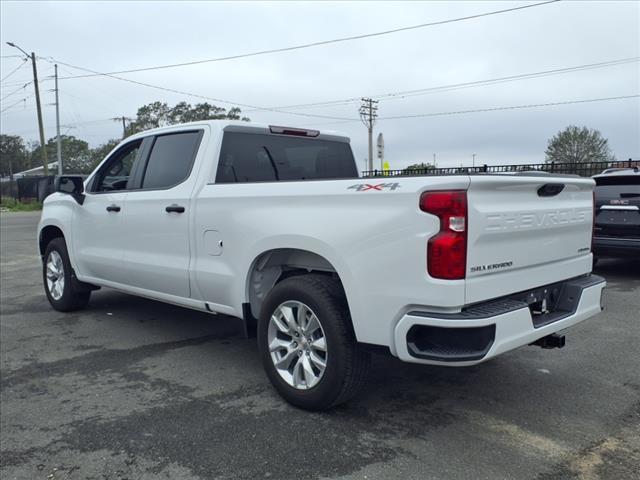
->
[1, 211, 638, 480]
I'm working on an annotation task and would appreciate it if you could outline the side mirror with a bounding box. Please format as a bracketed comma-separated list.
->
[54, 175, 85, 205]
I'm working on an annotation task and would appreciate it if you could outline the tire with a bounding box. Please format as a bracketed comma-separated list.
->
[258, 274, 370, 410]
[43, 237, 91, 312]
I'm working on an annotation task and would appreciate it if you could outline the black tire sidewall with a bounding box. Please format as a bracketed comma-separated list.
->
[258, 276, 353, 410]
[43, 238, 87, 311]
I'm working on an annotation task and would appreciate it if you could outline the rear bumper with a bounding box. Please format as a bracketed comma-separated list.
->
[593, 236, 640, 257]
[393, 275, 606, 366]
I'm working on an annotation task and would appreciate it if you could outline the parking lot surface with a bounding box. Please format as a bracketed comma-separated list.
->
[1, 211, 639, 480]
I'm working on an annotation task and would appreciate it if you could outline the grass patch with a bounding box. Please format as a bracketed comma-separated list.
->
[0, 197, 43, 212]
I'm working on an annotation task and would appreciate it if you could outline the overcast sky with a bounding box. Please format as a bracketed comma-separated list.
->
[1, 0, 638, 170]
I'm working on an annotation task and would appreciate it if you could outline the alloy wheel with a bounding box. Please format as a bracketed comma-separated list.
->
[46, 250, 65, 300]
[267, 300, 328, 389]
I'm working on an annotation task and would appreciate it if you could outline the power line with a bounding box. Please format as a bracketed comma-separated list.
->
[53, 1, 560, 80]
[0, 59, 27, 82]
[0, 95, 33, 114]
[0, 77, 46, 88]
[253, 57, 639, 111]
[38, 57, 357, 121]
[61, 118, 123, 127]
[376, 95, 640, 121]
[0, 55, 24, 59]
[0, 82, 32, 102]
[0, 106, 36, 117]
[378, 59, 639, 102]
[307, 94, 639, 126]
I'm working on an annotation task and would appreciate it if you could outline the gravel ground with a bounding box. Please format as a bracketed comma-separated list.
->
[1, 211, 638, 480]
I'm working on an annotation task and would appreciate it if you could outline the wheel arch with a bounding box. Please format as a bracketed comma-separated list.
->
[39, 224, 65, 258]
[243, 247, 355, 337]
[39, 223, 98, 294]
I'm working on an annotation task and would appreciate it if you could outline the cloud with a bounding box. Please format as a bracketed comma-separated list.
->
[1, 0, 638, 167]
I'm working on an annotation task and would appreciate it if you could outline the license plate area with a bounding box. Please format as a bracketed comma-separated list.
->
[505, 278, 588, 328]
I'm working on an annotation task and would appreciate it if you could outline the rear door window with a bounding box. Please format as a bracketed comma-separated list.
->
[216, 132, 357, 183]
[141, 131, 202, 190]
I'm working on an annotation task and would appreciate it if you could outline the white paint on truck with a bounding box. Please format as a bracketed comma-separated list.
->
[38, 120, 606, 407]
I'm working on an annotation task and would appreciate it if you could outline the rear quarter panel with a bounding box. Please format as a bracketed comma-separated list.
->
[193, 176, 470, 349]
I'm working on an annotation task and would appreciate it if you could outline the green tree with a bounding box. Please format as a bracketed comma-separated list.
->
[127, 101, 249, 135]
[0, 134, 28, 178]
[545, 126, 615, 166]
[403, 162, 434, 173]
[29, 135, 92, 174]
[88, 139, 121, 171]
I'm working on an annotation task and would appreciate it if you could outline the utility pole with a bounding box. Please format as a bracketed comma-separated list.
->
[31, 51, 47, 176]
[6, 42, 47, 174]
[113, 116, 132, 139]
[359, 98, 378, 171]
[54, 64, 62, 176]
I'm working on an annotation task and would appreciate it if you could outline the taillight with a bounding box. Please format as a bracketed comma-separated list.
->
[420, 190, 467, 280]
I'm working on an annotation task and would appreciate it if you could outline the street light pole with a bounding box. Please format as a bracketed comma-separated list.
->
[6, 42, 48, 175]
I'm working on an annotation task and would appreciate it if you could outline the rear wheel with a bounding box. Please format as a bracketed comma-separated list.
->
[258, 274, 370, 410]
[43, 237, 91, 312]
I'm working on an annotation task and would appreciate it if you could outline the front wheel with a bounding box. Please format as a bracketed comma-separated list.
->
[258, 274, 370, 410]
[43, 237, 91, 312]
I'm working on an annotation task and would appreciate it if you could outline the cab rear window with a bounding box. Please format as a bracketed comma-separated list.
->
[215, 132, 357, 183]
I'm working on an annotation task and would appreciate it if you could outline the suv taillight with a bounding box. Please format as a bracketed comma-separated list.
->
[420, 190, 467, 280]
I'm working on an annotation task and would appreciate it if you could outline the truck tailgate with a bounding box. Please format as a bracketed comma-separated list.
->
[465, 175, 594, 304]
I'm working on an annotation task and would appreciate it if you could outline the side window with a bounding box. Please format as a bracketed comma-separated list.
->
[141, 131, 202, 190]
[92, 140, 142, 192]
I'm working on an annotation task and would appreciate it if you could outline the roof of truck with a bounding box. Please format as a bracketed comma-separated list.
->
[127, 120, 349, 143]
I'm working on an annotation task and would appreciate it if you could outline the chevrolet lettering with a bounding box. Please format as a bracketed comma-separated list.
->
[485, 208, 591, 231]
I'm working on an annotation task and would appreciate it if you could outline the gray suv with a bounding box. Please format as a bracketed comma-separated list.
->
[593, 168, 640, 259]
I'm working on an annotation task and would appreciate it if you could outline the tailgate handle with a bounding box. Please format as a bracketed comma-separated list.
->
[537, 183, 565, 197]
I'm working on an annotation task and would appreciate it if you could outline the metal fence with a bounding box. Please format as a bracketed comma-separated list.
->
[362, 158, 639, 178]
[0, 176, 55, 202]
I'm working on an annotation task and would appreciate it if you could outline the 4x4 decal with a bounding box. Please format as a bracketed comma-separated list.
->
[348, 182, 400, 192]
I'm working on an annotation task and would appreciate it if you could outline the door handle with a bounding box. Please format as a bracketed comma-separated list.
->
[106, 204, 121, 212]
[165, 204, 185, 213]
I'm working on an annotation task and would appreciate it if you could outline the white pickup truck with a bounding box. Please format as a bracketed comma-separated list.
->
[38, 120, 606, 410]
